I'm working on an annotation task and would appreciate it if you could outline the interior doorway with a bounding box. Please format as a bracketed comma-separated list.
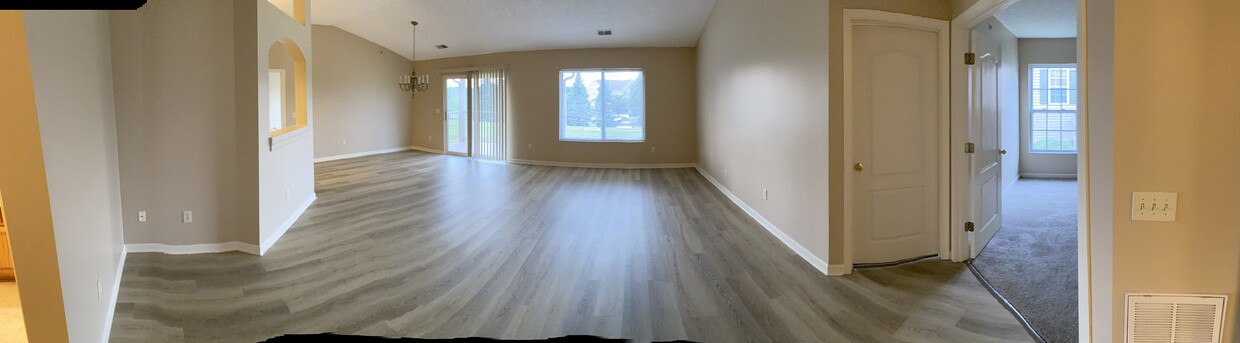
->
[958, 3, 1081, 342]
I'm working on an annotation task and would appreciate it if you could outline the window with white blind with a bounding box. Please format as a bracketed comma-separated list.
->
[559, 69, 645, 142]
[1030, 64, 1078, 153]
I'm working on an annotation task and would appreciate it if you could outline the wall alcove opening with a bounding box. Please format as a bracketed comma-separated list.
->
[267, 38, 308, 149]
[266, 0, 306, 25]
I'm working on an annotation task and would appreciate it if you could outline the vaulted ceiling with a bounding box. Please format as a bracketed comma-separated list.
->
[311, 0, 719, 61]
[993, 0, 1077, 38]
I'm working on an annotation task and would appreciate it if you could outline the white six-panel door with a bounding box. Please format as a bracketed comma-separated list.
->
[844, 11, 949, 265]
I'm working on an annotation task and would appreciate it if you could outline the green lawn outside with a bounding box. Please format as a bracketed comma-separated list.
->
[447, 119, 461, 144]
[449, 122, 644, 144]
[1032, 137, 1077, 152]
[563, 126, 643, 141]
[447, 120, 504, 144]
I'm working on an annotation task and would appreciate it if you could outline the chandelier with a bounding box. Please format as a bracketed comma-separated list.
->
[399, 21, 430, 97]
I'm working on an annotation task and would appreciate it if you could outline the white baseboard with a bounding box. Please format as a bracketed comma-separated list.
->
[314, 146, 418, 163]
[260, 194, 316, 255]
[409, 146, 445, 154]
[827, 264, 853, 276]
[693, 166, 832, 277]
[125, 241, 260, 255]
[1021, 173, 1078, 179]
[511, 159, 696, 169]
[102, 245, 126, 343]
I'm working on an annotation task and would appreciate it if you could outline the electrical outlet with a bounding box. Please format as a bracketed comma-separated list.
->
[285, 189, 290, 200]
[182, 211, 193, 223]
[138, 211, 147, 222]
[1131, 192, 1178, 222]
[342, 139, 348, 146]
[528, 144, 533, 150]
[97, 276, 103, 301]
[763, 188, 768, 200]
[651, 146, 656, 153]
[724, 170, 728, 178]
[428, 135, 432, 141]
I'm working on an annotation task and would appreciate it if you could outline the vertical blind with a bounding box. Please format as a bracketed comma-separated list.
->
[470, 68, 508, 161]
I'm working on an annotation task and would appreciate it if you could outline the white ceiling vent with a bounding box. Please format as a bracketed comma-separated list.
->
[1126, 293, 1227, 343]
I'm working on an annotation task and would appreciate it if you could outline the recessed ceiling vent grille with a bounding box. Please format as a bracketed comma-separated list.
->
[597, 30, 612, 36]
[1126, 293, 1227, 343]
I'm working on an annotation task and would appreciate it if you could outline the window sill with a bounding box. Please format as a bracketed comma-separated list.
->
[269, 125, 309, 151]
[559, 139, 646, 144]
[1029, 151, 1077, 155]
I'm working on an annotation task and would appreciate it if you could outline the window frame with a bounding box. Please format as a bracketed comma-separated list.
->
[1028, 63, 1078, 154]
[557, 68, 646, 143]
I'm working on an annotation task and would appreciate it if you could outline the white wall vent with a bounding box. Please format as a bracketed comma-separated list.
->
[1126, 293, 1227, 343]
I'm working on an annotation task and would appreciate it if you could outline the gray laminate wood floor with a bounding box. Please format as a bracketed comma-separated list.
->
[109, 151, 1031, 342]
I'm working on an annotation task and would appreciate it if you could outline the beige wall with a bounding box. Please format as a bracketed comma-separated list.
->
[697, 0, 832, 265]
[266, 0, 296, 21]
[0, 11, 70, 343]
[1110, 0, 1240, 341]
[974, 17, 1021, 191]
[110, 0, 247, 245]
[110, 0, 315, 251]
[411, 48, 696, 164]
[25, 10, 128, 343]
[1018, 38, 1077, 177]
[951, 0, 982, 18]
[312, 25, 414, 159]
[827, 0, 952, 263]
[255, 0, 315, 250]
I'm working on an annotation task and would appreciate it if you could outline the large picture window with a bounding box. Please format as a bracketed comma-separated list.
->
[1030, 64, 1077, 153]
[559, 69, 645, 142]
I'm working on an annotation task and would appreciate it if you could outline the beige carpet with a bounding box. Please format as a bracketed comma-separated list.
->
[971, 179, 1078, 343]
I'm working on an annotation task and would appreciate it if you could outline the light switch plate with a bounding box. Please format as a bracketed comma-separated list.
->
[183, 210, 193, 223]
[1132, 192, 1177, 222]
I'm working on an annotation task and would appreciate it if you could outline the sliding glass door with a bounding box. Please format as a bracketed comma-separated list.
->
[442, 70, 507, 160]
[444, 75, 469, 156]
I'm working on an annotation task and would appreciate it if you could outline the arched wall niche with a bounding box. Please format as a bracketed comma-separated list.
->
[267, 38, 307, 139]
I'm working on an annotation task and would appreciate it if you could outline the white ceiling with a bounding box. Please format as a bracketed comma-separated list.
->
[993, 0, 1077, 38]
[311, 0, 718, 61]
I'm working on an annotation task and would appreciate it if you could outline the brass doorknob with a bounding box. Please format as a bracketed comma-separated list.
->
[854, 163, 864, 172]
[1000, 149, 1007, 155]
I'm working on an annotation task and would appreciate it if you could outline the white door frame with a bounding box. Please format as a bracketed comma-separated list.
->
[949, 0, 1100, 342]
[841, 9, 951, 272]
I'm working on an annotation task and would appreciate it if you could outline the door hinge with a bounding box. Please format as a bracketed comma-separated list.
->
[965, 222, 975, 232]
[965, 142, 976, 154]
[965, 52, 976, 65]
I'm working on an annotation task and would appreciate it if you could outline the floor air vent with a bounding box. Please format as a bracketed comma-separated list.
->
[1126, 293, 1227, 343]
